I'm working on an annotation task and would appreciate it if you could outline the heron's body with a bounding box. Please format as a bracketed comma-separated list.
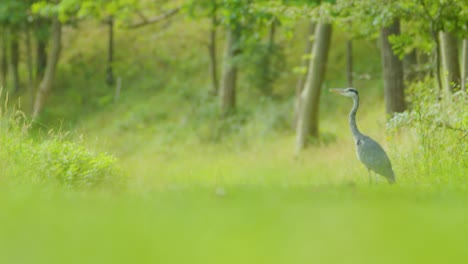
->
[354, 134, 395, 182]
[331, 88, 395, 184]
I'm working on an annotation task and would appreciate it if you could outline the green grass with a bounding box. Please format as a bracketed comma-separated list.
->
[1, 185, 468, 264]
[2, 88, 466, 264]
[2, 16, 468, 264]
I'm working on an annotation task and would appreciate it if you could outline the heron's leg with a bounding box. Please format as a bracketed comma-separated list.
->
[368, 169, 373, 185]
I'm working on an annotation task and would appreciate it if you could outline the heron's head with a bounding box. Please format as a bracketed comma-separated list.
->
[330, 88, 358, 98]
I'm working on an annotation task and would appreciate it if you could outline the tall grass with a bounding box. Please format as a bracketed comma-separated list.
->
[0, 90, 125, 189]
[388, 78, 468, 189]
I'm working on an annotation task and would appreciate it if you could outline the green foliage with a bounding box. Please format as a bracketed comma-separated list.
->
[32, 0, 140, 22]
[0, 0, 32, 26]
[242, 41, 286, 96]
[388, 78, 468, 186]
[0, 104, 125, 189]
[35, 139, 125, 188]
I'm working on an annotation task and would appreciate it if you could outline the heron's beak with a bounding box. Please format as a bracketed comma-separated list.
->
[329, 88, 345, 95]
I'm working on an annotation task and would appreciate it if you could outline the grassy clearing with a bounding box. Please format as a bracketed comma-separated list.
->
[5, 82, 468, 263]
[2, 17, 468, 264]
[1, 184, 468, 264]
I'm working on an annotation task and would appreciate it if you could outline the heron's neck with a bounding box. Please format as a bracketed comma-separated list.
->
[349, 95, 362, 140]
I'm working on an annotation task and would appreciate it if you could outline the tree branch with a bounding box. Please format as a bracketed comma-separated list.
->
[126, 7, 181, 29]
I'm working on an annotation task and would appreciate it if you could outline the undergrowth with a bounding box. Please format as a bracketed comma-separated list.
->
[0, 95, 125, 189]
[388, 78, 468, 188]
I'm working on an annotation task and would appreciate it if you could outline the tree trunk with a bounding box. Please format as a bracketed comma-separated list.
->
[208, 1, 219, 95]
[462, 39, 468, 91]
[10, 32, 20, 92]
[261, 19, 277, 96]
[346, 21, 353, 87]
[36, 39, 47, 80]
[295, 23, 332, 154]
[294, 21, 315, 127]
[380, 19, 405, 115]
[432, 31, 443, 91]
[1, 27, 7, 88]
[106, 16, 115, 86]
[33, 17, 62, 119]
[219, 26, 240, 115]
[404, 49, 418, 82]
[439, 31, 461, 92]
[346, 38, 353, 87]
[26, 25, 34, 112]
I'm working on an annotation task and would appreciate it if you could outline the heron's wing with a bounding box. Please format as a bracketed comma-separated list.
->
[357, 136, 394, 178]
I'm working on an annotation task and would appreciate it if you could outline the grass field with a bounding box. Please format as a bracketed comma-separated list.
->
[2, 180, 468, 264]
[1, 15, 468, 264]
[2, 93, 468, 264]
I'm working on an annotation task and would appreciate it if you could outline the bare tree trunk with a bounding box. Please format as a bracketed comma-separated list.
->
[462, 39, 468, 91]
[106, 16, 115, 86]
[208, 1, 219, 95]
[346, 21, 353, 87]
[417, 51, 431, 80]
[346, 39, 353, 87]
[381, 19, 405, 115]
[404, 49, 418, 82]
[440, 31, 461, 92]
[294, 21, 315, 127]
[261, 18, 277, 96]
[1, 27, 7, 88]
[25, 25, 34, 112]
[219, 26, 240, 115]
[34, 18, 50, 81]
[295, 23, 332, 154]
[33, 17, 62, 119]
[10, 32, 20, 92]
[433, 32, 443, 92]
[36, 38, 47, 80]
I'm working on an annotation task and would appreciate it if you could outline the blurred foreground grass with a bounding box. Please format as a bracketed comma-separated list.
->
[1, 184, 468, 264]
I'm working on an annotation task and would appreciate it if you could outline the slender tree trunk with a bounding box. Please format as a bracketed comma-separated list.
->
[36, 39, 47, 80]
[417, 51, 431, 80]
[219, 26, 240, 115]
[295, 23, 332, 154]
[404, 49, 418, 82]
[35, 17, 50, 81]
[346, 21, 353, 87]
[208, 1, 219, 95]
[432, 30, 443, 91]
[439, 31, 461, 92]
[33, 17, 62, 119]
[106, 16, 115, 86]
[1, 27, 8, 88]
[10, 32, 20, 92]
[25, 25, 34, 112]
[261, 19, 277, 96]
[462, 39, 468, 91]
[294, 21, 315, 127]
[346, 39, 353, 87]
[380, 19, 405, 115]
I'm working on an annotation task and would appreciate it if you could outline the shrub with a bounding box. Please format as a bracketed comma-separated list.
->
[0, 106, 125, 189]
[387, 78, 468, 187]
[34, 139, 125, 189]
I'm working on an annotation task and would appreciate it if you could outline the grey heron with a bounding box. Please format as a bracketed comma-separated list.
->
[330, 88, 395, 184]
